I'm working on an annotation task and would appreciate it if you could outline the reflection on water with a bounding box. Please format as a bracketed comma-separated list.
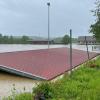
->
[0, 44, 99, 53]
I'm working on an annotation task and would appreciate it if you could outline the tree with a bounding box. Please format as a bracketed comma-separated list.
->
[21, 36, 29, 44]
[0, 34, 3, 43]
[3, 36, 9, 44]
[90, 0, 100, 42]
[9, 36, 14, 44]
[62, 35, 70, 44]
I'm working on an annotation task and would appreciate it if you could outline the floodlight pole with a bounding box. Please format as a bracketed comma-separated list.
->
[47, 2, 50, 49]
[70, 29, 72, 73]
[85, 36, 90, 60]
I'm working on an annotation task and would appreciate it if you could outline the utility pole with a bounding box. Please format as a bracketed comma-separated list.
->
[47, 2, 50, 49]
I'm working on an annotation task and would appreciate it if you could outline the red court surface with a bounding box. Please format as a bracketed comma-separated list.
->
[0, 48, 99, 80]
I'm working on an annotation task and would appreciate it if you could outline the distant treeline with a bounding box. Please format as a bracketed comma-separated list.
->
[0, 34, 78, 44]
[0, 34, 29, 44]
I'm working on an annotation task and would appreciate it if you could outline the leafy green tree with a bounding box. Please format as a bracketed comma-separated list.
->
[9, 36, 14, 44]
[21, 36, 29, 44]
[62, 35, 70, 44]
[3, 36, 9, 44]
[0, 34, 3, 43]
[90, 0, 100, 42]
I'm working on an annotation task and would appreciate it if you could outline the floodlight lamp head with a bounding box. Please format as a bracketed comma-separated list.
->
[47, 2, 50, 6]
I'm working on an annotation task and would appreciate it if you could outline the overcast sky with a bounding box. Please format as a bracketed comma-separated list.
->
[0, 0, 96, 38]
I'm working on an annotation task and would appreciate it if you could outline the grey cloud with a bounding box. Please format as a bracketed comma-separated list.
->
[0, 0, 96, 37]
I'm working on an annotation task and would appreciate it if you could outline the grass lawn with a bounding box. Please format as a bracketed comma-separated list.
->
[3, 56, 100, 100]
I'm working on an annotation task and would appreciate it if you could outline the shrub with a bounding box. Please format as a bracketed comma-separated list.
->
[33, 82, 54, 99]
[85, 60, 99, 68]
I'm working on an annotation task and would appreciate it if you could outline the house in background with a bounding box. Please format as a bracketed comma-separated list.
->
[78, 36, 98, 45]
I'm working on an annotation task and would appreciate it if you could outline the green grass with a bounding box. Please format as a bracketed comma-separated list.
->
[4, 56, 100, 100]
[95, 56, 100, 66]
[3, 93, 33, 100]
[51, 56, 100, 100]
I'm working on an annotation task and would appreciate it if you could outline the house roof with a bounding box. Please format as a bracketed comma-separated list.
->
[28, 38, 53, 42]
[0, 48, 99, 80]
[78, 36, 96, 42]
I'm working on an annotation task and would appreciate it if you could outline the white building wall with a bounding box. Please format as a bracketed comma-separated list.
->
[0, 72, 39, 98]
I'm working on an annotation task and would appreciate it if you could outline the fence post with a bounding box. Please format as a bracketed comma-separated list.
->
[85, 36, 90, 60]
